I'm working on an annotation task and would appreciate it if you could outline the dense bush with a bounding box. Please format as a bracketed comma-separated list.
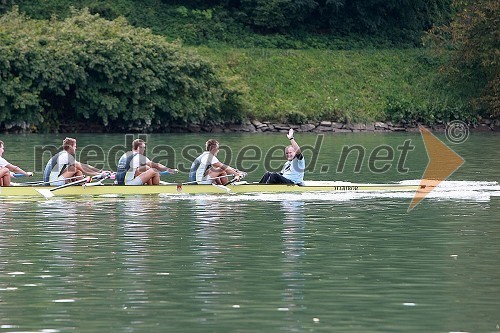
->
[383, 98, 476, 125]
[0, 7, 248, 132]
[424, 0, 499, 119]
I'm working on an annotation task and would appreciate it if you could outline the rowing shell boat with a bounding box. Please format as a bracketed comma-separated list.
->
[1, 181, 426, 199]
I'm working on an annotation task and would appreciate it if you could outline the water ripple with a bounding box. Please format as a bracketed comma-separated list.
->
[0, 185, 499, 332]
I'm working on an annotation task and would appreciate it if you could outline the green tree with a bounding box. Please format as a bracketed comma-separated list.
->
[0, 7, 247, 132]
[425, 0, 499, 118]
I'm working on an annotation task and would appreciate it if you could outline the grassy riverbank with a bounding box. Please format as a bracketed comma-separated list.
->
[195, 47, 467, 124]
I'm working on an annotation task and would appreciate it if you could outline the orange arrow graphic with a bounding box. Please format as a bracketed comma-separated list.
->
[408, 126, 465, 211]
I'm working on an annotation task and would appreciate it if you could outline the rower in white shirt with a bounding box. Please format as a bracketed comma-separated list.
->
[189, 139, 245, 185]
[116, 139, 178, 185]
[43, 137, 109, 186]
[0, 139, 33, 186]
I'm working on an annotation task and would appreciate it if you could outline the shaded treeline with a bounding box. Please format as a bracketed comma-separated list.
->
[1, 0, 453, 47]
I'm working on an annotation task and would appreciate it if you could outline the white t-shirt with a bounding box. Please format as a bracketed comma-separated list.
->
[281, 153, 305, 184]
[192, 151, 220, 183]
[0, 156, 9, 168]
[49, 151, 75, 182]
[125, 154, 150, 184]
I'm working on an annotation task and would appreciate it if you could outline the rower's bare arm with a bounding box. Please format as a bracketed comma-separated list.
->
[287, 128, 301, 153]
[6, 164, 33, 176]
[77, 161, 102, 176]
[164, 167, 179, 174]
[213, 161, 245, 177]
[148, 161, 178, 174]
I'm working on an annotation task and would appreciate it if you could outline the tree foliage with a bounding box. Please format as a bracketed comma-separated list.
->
[174, 0, 451, 37]
[237, 0, 317, 31]
[0, 7, 247, 132]
[324, 0, 450, 35]
[2, 0, 453, 47]
[424, 0, 499, 118]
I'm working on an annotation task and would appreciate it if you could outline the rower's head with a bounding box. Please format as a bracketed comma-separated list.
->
[285, 145, 296, 161]
[63, 137, 77, 154]
[0, 140, 4, 156]
[206, 139, 220, 155]
[132, 139, 146, 154]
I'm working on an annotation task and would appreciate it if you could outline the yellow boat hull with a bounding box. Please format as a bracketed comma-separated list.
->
[1, 181, 425, 199]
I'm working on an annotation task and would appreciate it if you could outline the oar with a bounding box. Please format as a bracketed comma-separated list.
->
[90, 172, 115, 181]
[11, 172, 34, 178]
[181, 174, 235, 185]
[35, 177, 90, 199]
[225, 172, 248, 186]
[84, 174, 112, 187]
[159, 170, 177, 176]
[14, 175, 85, 186]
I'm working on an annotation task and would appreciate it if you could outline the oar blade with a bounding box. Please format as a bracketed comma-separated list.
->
[35, 188, 54, 199]
[212, 184, 232, 193]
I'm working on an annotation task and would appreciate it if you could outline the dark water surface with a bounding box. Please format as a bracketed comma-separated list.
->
[1, 132, 499, 332]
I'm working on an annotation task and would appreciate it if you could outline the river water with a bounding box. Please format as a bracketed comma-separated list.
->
[1, 131, 499, 332]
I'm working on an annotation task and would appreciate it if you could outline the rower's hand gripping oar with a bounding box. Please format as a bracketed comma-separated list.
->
[225, 171, 248, 186]
[210, 172, 247, 193]
[159, 169, 178, 176]
[84, 173, 114, 187]
[35, 176, 91, 199]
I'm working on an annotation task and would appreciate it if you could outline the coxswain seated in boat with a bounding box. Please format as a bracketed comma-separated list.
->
[0, 140, 33, 186]
[189, 139, 246, 185]
[116, 139, 178, 186]
[259, 128, 305, 186]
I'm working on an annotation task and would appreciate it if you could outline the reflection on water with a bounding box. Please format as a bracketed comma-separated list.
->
[192, 199, 226, 324]
[280, 201, 306, 332]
